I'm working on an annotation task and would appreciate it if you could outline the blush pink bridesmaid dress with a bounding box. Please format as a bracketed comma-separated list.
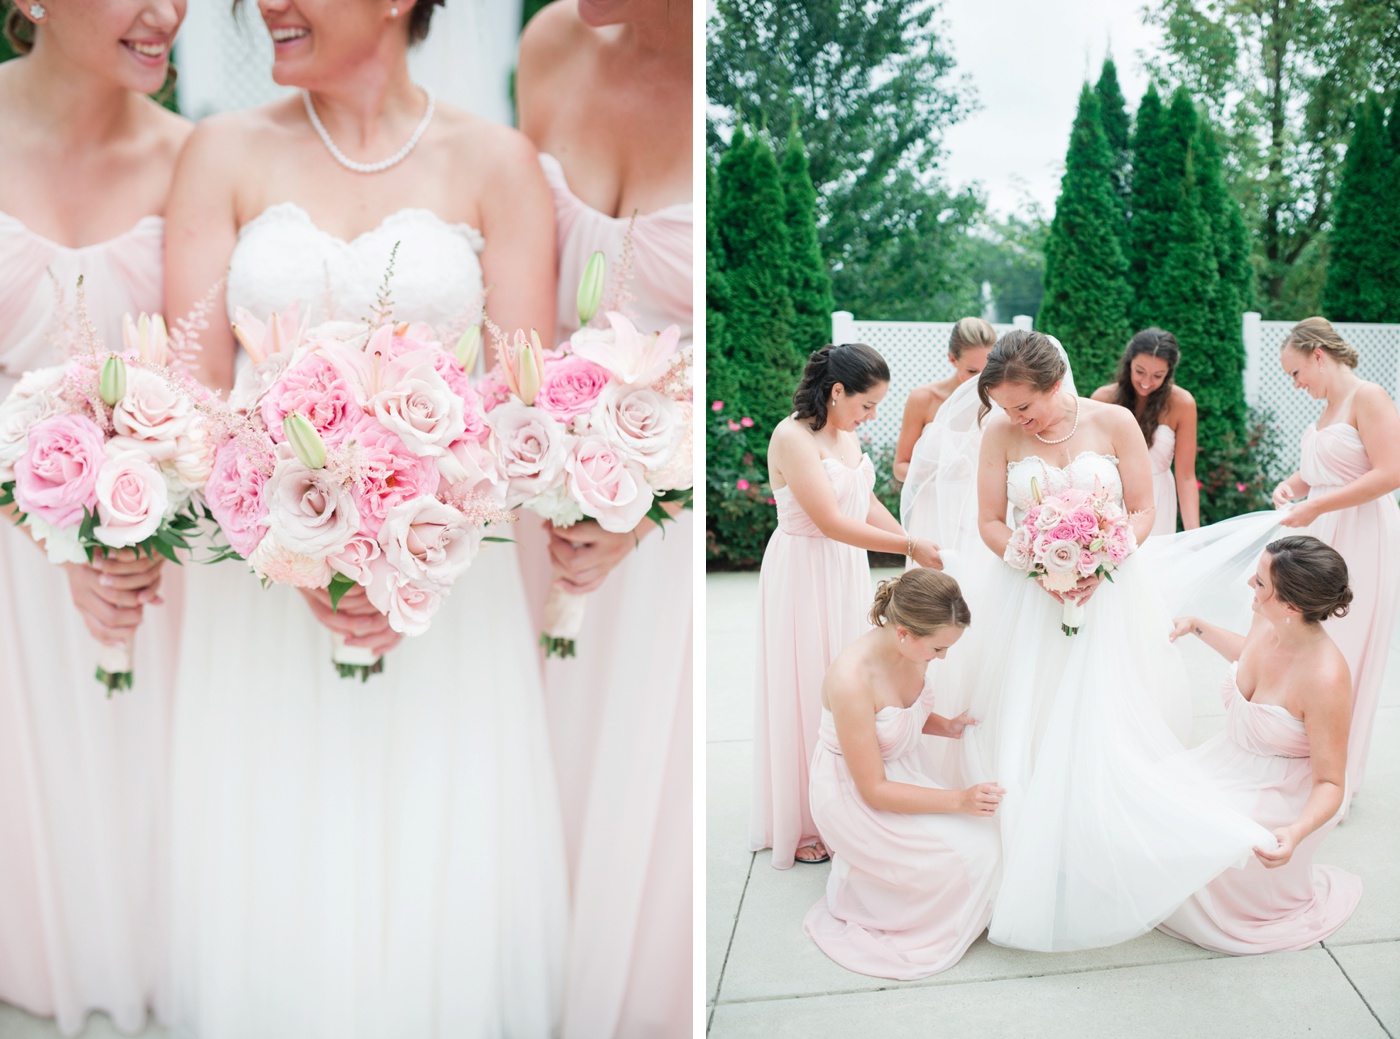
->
[1148, 424, 1178, 535]
[0, 212, 180, 1035]
[517, 153, 693, 1039]
[804, 681, 999, 979]
[749, 457, 874, 870]
[1159, 666, 1361, 952]
[1296, 421, 1400, 795]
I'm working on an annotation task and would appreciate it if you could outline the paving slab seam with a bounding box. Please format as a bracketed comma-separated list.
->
[1324, 946, 1395, 1039]
[709, 851, 758, 1034]
[1325, 936, 1400, 948]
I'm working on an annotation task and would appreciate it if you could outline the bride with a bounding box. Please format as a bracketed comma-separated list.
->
[162, 2, 565, 1036]
[941, 330, 1274, 952]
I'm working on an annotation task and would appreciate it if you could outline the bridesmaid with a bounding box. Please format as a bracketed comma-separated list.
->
[0, 0, 189, 1033]
[1090, 327, 1199, 533]
[1163, 536, 1361, 952]
[804, 569, 1002, 980]
[515, 1, 693, 1035]
[892, 317, 995, 482]
[1273, 317, 1400, 795]
[750, 343, 942, 869]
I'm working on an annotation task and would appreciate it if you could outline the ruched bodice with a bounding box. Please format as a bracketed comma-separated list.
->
[1148, 424, 1175, 475]
[773, 455, 875, 536]
[1300, 423, 1372, 492]
[540, 154, 692, 349]
[817, 686, 934, 762]
[1005, 451, 1122, 525]
[0, 212, 163, 395]
[1222, 665, 1310, 759]
[226, 202, 484, 335]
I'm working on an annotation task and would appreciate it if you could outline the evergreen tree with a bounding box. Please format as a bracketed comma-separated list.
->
[1131, 87, 1198, 328]
[715, 127, 799, 436]
[1383, 101, 1400, 321]
[779, 123, 835, 361]
[1322, 96, 1391, 321]
[705, 152, 732, 406]
[1096, 57, 1132, 211]
[1038, 84, 1133, 392]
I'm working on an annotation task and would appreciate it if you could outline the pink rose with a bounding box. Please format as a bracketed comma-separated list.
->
[365, 560, 443, 636]
[13, 414, 106, 527]
[1033, 501, 1064, 531]
[488, 402, 568, 506]
[93, 447, 169, 547]
[327, 533, 382, 587]
[437, 437, 504, 504]
[475, 366, 512, 413]
[1048, 522, 1078, 544]
[349, 424, 442, 537]
[1106, 529, 1133, 565]
[1004, 525, 1034, 570]
[740, 416, 754, 428]
[1076, 550, 1100, 579]
[535, 355, 612, 422]
[711, 400, 724, 412]
[736, 478, 750, 491]
[263, 454, 360, 558]
[261, 354, 364, 447]
[111, 368, 191, 460]
[204, 439, 272, 558]
[377, 496, 478, 591]
[587, 385, 681, 472]
[368, 352, 463, 457]
[1037, 538, 1082, 593]
[0, 366, 65, 482]
[566, 434, 654, 533]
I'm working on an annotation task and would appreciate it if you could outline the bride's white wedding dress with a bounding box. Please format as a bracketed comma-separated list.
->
[170, 203, 566, 1039]
[938, 451, 1275, 952]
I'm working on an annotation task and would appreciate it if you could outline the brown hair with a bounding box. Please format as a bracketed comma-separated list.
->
[232, 0, 445, 45]
[869, 569, 971, 635]
[791, 343, 890, 432]
[976, 329, 1067, 424]
[1281, 317, 1360, 369]
[1265, 536, 1353, 624]
[1112, 327, 1181, 447]
[3, 4, 33, 54]
[949, 317, 996, 360]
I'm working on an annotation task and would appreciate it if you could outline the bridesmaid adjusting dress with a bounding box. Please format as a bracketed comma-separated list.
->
[516, 1, 694, 1034]
[0, 0, 189, 1033]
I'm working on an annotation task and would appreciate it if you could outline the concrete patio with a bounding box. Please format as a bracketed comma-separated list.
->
[707, 569, 1400, 1038]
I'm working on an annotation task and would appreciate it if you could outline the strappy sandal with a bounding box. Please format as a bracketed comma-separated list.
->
[794, 841, 830, 864]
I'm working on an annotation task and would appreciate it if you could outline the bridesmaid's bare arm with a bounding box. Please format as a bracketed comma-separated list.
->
[1295, 383, 1400, 515]
[1171, 389, 1200, 530]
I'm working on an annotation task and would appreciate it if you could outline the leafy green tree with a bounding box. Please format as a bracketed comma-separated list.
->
[521, 0, 554, 27]
[1096, 57, 1133, 219]
[1038, 85, 1133, 393]
[705, 151, 732, 406]
[1323, 96, 1392, 321]
[707, 0, 983, 319]
[779, 124, 835, 358]
[1130, 86, 1197, 328]
[713, 127, 799, 437]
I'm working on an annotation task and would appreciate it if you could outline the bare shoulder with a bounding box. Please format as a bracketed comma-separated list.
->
[1354, 380, 1399, 418]
[1168, 384, 1197, 414]
[1089, 384, 1117, 403]
[824, 640, 875, 707]
[904, 384, 936, 412]
[769, 415, 811, 453]
[1304, 642, 1353, 711]
[436, 105, 543, 183]
[980, 410, 1016, 452]
[139, 98, 193, 149]
[1088, 395, 1138, 433]
[518, 0, 588, 72]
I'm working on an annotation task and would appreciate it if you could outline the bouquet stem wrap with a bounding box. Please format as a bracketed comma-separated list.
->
[95, 638, 134, 696]
[331, 634, 385, 683]
[540, 586, 587, 659]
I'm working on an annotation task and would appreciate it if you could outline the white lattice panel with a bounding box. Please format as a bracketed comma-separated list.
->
[173, 3, 291, 120]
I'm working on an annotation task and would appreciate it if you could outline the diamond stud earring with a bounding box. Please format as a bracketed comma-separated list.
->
[390, 5, 399, 14]
[28, 3, 45, 19]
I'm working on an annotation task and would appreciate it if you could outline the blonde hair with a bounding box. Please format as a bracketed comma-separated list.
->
[868, 569, 971, 635]
[1281, 317, 1360, 369]
[949, 317, 996, 359]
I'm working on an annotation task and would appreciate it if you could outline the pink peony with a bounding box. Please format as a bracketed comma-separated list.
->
[1106, 529, 1133, 565]
[13, 414, 107, 527]
[1047, 522, 1079, 543]
[535, 355, 612, 423]
[348, 424, 442, 538]
[488, 402, 568, 507]
[1066, 506, 1099, 540]
[565, 434, 654, 533]
[204, 440, 272, 558]
[261, 354, 365, 447]
[93, 447, 169, 547]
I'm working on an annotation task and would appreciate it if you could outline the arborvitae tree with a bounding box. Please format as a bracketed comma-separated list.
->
[715, 127, 799, 437]
[779, 124, 835, 363]
[1096, 58, 1132, 210]
[705, 152, 731, 405]
[1322, 96, 1391, 321]
[1132, 87, 1199, 328]
[1386, 102, 1400, 321]
[1038, 84, 1133, 391]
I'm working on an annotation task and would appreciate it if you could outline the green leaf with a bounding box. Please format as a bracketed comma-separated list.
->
[481, 535, 515, 544]
[151, 538, 181, 564]
[327, 572, 357, 612]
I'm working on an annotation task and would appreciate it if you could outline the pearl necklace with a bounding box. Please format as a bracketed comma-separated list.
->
[302, 86, 436, 174]
[1034, 394, 1080, 445]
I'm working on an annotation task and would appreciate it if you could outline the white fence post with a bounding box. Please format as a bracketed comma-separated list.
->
[1242, 311, 1263, 408]
[1012, 314, 1034, 331]
[831, 311, 856, 345]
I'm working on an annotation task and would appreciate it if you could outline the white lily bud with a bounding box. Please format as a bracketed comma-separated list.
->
[576, 250, 606, 327]
[283, 412, 327, 469]
[99, 355, 127, 407]
[454, 325, 482, 373]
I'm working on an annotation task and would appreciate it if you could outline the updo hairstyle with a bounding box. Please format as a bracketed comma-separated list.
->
[976, 329, 1067, 424]
[868, 569, 971, 635]
[1280, 317, 1360, 369]
[1265, 536, 1353, 624]
[791, 343, 890, 432]
[949, 317, 996, 359]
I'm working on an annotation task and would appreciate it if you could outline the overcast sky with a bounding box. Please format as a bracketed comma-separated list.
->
[933, 0, 1164, 219]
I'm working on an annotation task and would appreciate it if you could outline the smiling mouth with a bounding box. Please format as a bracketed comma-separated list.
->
[122, 39, 168, 59]
[270, 26, 310, 43]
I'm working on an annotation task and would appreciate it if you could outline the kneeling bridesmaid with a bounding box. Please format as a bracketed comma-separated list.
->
[1161, 536, 1362, 953]
[804, 569, 1003, 980]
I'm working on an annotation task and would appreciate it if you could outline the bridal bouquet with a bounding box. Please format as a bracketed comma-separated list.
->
[1003, 476, 1135, 636]
[479, 253, 693, 658]
[203, 305, 513, 680]
[0, 311, 217, 692]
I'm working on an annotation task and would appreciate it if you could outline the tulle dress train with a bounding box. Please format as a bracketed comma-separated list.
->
[804, 682, 999, 979]
[0, 213, 179, 1036]
[749, 456, 873, 869]
[1159, 666, 1361, 952]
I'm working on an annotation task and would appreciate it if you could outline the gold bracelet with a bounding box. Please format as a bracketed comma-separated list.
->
[906, 534, 914, 558]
